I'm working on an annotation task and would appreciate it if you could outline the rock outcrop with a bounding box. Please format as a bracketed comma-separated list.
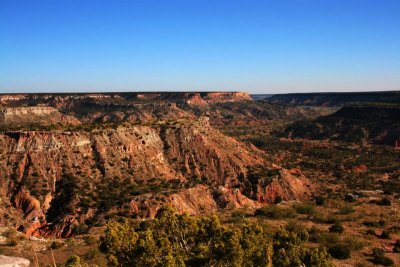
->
[0, 118, 313, 237]
[0, 93, 317, 238]
[0, 116, 305, 237]
[0, 106, 80, 127]
[0, 255, 30, 267]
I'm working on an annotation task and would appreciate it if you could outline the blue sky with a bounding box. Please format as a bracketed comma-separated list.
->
[0, 0, 399, 93]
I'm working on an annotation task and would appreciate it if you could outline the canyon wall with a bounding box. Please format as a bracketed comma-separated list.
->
[0, 118, 311, 237]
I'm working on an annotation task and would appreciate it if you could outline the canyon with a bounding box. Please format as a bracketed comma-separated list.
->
[0, 91, 399, 266]
[0, 93, 315, 238]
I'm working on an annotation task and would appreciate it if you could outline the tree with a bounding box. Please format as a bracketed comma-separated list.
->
[272, 229, 332, 267]
[100, 206, 332, 267]
[100, 205, 269, 266]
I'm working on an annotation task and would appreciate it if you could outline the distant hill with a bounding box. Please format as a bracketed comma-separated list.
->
[276, 104, 400, 147]
[0, 92, 334, 129]
[268, 91, 400, 106]
[250, 94, 274, 101]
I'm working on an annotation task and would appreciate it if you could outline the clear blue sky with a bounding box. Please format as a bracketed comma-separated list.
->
[1, 0, 399, 93]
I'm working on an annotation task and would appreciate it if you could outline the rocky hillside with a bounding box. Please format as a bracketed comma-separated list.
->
[0, 107, 80, 128]
[183, 101, 336, 126]
[0, 92, 251, 108]
[268, 91, 400, 106]
[0, 116, 313, 238]
[0, 92, 334, 128]
[276, 104, 400, 146]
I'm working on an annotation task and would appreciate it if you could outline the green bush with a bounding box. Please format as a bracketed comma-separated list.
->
[6, 238, 18, 247]
[328, 245, 351, 259]
[273, 229, 332, 267]
[380, 197, 392, 206]
[231, 210, 247, 222]
[344, 194, 357, 203]
[343, 237, 367, 251]
[371, 248, 394, 266]
[393, 240, 400, 253]
[365, 229, 376, 236]
[339, 205, 355, 215]
[274, 196, 283, 204]
[329, 223, 344, 234]
[74, 223, 89, 235]
[293, 203, 315, 215]
[285, 221, 309, 242]
[83, 248, 101, 261]
[61, 255, 90, 267]
[363, 220, 386, 227]
[371, 197, 392, 206]
[50, 240, 64, 249]
[311, 232, 340, 247]
[83, 236, 97, 245]
[380, 230, 391, 239]
[100, 206, 332, 267]
[100, 206, 271, 267]
[255, 205, 296, 219]
[315, 196, 325, 206]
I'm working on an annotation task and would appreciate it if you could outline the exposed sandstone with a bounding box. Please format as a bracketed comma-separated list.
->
[0, 255, 30, 267]
[0, 118, 276, 237]
[0, 106, 80, 126]
[0, 103, 314, 237]
[255, 168, 313, 203]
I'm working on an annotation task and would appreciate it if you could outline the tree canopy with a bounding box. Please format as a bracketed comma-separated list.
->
[100, 206, 332, 267]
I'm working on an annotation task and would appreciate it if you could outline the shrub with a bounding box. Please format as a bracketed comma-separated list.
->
[371, 248, 394, 266]
[310, 211, 326, 223]
[101, 205, 272, 267]
[381, 230, 391, 239]
[62, 255, 90, 267]
[344, 194, 357, 203]
[255, 205, 296, 219]
[339, 205, 355, 215]
[343, 237, 367, 251]
[74, 223, 89, 235]
[363, 220, 386, 227]
[50, 240, 64, 249]
[6, 238, 18, 247]
[325, 215, 339, 224]
[310, 232, 340, 247]
[83, 236, 97, 245]
[380, 197, 392, 206]
[293, 203, 315, 215]
[285, 221, 309, 241]
[328, 245, 351, 259]
[315, 196, 325, 206]
[393, 240, 400, 253]
[365, 229, 376, 236]
[329, 223, 344, 234]
[231, 210, 247, 222]
[308, 226, 322, 242]
[387, 226, 400, 234]
[272, 229, 332, 266]
[83, 248, 101, 261]
[274, 196, 283, 204]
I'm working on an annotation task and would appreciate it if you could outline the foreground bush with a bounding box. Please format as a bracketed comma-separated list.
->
[273, 229, 332, 267]
[100, 206, 332, 267]
[100, 206, 270, 267]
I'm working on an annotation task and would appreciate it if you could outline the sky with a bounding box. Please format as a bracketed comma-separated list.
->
[0, 0, 399, 94]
